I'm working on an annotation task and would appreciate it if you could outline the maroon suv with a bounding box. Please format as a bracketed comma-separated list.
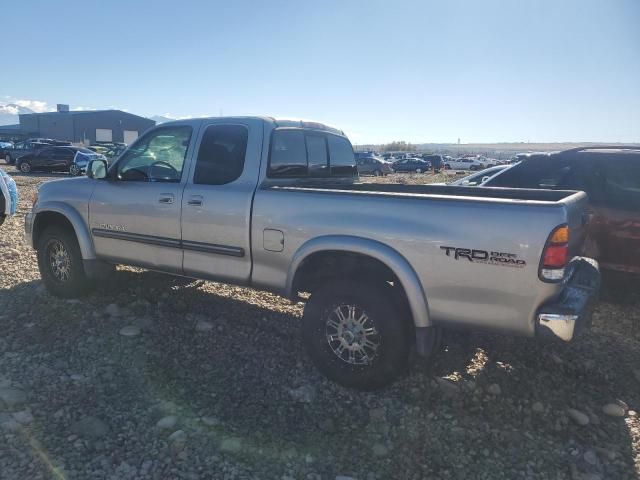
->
[485, 146, 640, 274]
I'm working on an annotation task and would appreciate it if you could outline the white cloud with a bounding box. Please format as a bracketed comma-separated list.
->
[160, 113, 194, 120]
[0, 104, 20, 115]
[0, 97, 53, 114]
[13, 99, 51, 113]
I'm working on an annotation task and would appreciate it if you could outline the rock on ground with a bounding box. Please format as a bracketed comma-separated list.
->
[567, 408, 590, 426]
[156, 415, 178, 429]
[602, 403, 626, 417]
[70, 416, 110, 438]
[119, 325, 141, 337]
[220, 437, 242, 453]
[0, 387, 27, 407]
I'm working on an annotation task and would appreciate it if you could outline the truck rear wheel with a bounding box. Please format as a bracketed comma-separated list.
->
[37, 226, 94, 298]
[302, 280, 410, 390]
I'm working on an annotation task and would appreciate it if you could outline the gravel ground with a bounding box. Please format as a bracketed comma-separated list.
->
[0, 165, 639, 480]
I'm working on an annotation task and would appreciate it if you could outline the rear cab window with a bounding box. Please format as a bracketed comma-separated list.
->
[327, 135, 356, 176]
[268, 128, 356, 178]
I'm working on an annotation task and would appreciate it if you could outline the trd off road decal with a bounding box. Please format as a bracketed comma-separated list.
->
[440, 246, 526, 268]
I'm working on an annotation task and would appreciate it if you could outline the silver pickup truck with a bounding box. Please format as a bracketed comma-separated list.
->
[25, 117, 600, 389]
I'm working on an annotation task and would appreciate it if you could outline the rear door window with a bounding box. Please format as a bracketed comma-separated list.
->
[194, 124, 248, 185]
[54, 148, 75, 161]
[37, 148, 55, 159]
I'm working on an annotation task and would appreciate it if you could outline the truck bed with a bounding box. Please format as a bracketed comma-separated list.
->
[253, 180, 589, 337]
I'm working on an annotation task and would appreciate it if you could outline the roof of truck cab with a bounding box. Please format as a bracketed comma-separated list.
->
[272, 118, 344, 135]
[163, 116, 345, 136]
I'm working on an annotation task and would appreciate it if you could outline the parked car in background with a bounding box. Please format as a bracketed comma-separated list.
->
[0, 169, 18, 226]
[87, 145, 109, 156]
[422, 154, 443, 170]
[447, 165, 510, 186]
[357, 156, 393, 176]
[24, 116, 600, 389]
[484, 146, 640, 275]
[72, 150, 108, 176]
[392, 157, 431, 173]
[355, 151, 376, 160]
[3, 138, 72, 164]
[3, 140, 50, 165]
[484, 157, 503, 166]
[0, 141, 14, 150]
[29, 138, 72, 146]
[444, 157, 486, 170]
[15, 146, 97, 175]
[102, 143, 128, 164]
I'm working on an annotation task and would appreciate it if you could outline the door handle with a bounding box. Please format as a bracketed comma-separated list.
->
[187, 195, 203, 206]
[158, 193, 174, 204]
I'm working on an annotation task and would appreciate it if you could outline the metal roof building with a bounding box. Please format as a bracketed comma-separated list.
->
[0, 105, 155, 145]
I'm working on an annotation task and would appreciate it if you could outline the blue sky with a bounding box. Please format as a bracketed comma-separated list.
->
[2, 0, 639, 144]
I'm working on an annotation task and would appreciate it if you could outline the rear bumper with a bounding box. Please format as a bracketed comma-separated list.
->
[536, 257, 600, 341]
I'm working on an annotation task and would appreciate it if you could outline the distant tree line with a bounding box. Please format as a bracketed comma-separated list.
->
[380, 141, 416, 152]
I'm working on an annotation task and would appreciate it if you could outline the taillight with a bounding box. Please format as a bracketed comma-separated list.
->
[540, 225, 569, 281]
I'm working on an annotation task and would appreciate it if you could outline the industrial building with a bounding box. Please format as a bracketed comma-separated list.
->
[0, 104, 155, 145]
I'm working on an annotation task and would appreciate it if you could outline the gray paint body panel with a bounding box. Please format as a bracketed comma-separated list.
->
[26, 116, 589, 338]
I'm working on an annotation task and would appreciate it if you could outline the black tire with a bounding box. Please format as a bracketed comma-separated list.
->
[37, 226, 94, 298]
[69, 163, 81, 176]
[302, 280, 411, 390]
[19, 161, 31, 173]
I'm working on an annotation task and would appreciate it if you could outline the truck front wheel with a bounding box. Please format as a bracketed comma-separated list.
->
[37, 226, 94, 298]
[302, 280, 410, 390]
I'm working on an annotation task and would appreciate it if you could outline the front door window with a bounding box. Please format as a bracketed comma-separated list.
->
[116, 126, 192, 182]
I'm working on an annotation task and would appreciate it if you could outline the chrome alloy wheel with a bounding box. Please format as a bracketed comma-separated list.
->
[325, 304, 381, 365]
[47, 239, 71, 282]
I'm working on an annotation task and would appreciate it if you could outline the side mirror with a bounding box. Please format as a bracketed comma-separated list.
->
[87, 159, 108, 180]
